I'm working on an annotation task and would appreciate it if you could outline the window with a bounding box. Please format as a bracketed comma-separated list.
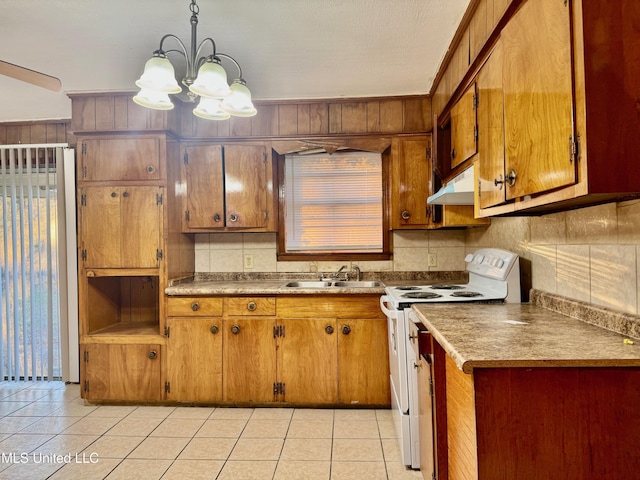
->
[282, 151, 386, 257]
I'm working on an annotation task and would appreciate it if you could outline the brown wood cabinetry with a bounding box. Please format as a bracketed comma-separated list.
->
[449, 83, 477, 169]
[78, 136, 162, 182]
[431, 339, 640, 480]
[81, 343, 162, 402]
[472, 0, 640, 215]
[79, 186, 163, 269]
[165, 297, 223, 402]
[182, 143, 275, 231]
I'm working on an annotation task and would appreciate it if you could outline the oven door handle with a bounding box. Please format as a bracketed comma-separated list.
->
[380, 295, 397, 319]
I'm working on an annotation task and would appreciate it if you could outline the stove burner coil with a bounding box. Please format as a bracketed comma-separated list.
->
[402, 292, 443, 299]
[450, 291, 483, 297]
[395, 286, 421, 291]
[430, 284, 465, 290]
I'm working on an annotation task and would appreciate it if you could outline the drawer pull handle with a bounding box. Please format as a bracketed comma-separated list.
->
[341, 325, 351, 335]
[247, 301, 257, 311]
[325, 325, 334, 334]
[210, 325, 219, 334]
[148, 350, 157, 360]
[231, 325, 241, 335]
[191, 302, 200, 311]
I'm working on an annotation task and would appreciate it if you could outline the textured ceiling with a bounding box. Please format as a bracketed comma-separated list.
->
[0, 0, 471, 122]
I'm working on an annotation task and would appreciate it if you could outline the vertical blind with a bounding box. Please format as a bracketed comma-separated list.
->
[284, 151, 382, 252]
[0, 145, 65, 381]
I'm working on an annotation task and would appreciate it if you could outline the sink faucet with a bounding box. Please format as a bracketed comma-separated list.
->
[353, 266, 361, 281]
[332, 265, 348, 279]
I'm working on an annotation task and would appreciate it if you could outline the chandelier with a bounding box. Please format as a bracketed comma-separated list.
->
[133, 0, 257, 120]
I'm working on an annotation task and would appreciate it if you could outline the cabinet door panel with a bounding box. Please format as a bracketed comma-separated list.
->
[337, 319, 390, 406]
[223, 318, 276, 403]
[224, 145, 268, 228]
[120, 187, 162, 268]
[81, 187, 122, 268]
[278, 319, 338, 404]
[502, 0, 575, 199]
[450, 83, 477, 169]
[392, 137, 432, 228]
[82, 343, 161, 402]
[166, 318, 222, 402]
[477, 42, 507, 209]
[81, 138, 160, 181]
[185, 145, 225, 228]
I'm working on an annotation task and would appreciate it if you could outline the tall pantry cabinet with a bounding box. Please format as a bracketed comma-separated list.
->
[77, 132, 172, 402]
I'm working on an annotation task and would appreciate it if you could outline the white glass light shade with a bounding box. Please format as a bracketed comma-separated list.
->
[135, 56, 182, 94]
[220, 80, 257, 117]
[193, 97, 231, 120]
[133, 88, 174, 110]
[189, 59, 231, 99]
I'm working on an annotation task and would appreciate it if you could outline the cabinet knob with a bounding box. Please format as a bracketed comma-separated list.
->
[401, 210, 411, 220]
[325, 325, 334, 334]
[495, 170, 517, 188]
[247, 301, 257, 311]
[122, 191, 129, 198]
[341, 325, 351, 335]
[229, 213, 239, 223]
[110, 192, 117, 198]
[147, 165, 155, 173]
[213, 213, 221, 223]
[231, 324, 241, 334]
[191, 302, 200, 311]
[148, 350, 157, 360]
[210, 325, 219, 334]
[451, 148, 456, 159]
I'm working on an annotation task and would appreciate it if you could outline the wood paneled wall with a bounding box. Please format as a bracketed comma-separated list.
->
[431, 0, 518, 117]
[0, 121, 71, 145]
[67, 92, 432, 139]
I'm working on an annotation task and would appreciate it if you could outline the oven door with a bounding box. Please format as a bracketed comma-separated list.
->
[380, 296, 412, 466]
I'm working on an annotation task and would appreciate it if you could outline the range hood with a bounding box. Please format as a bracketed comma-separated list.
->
[427, 167, 475, 205]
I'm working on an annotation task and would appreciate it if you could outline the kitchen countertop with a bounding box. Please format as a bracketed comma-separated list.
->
[412, 300, 640, 374]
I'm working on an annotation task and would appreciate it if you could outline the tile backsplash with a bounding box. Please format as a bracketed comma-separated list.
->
[194, 199, 640, 315]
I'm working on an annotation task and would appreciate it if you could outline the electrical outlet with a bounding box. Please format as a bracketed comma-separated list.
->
[244, 254, 254, 269]
[428, 253, 437, 268]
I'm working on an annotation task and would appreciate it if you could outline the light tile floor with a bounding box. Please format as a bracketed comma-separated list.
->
[0, 382, 423, 480]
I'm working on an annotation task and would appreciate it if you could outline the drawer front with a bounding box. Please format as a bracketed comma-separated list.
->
[225, 297, 276, 316]
[166, 297, 223, 317]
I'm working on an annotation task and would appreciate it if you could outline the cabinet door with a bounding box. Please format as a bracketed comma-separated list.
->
[80, 186, 162, 268]
[80, 137, 161, 181]
[184, 145, 225, 229]
[223, 318, 276, 404]
[278, 319, 338, 404]
[82, 343, 162, 402]
[392, 137, 433, 229]
[337, 319, 390, 406]
[477, 41, 507, 209]
[165, 318, 222, 402]
[224, 145, 269, 228]
[502, 0, 575, 199]
[450, 83, 477, 169]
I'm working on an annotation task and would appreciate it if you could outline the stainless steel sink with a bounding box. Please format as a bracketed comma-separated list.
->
[283, 281, 333, 288]
[332, 281, 382, 288]
[283, 280, 383, 288]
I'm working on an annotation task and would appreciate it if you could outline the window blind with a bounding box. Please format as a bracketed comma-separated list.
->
[284, 151, 382, 252]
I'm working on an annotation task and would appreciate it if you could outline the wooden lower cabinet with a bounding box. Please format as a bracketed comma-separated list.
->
[222, 317, 277, 404]
[81, 342, 162, 402]
[337, 318, 390, 406]
[433, 340, 640, 480]
[165, 318, 223, 402]
[278, 319, 338, 404]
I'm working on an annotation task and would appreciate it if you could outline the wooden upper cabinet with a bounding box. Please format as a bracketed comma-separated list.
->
[501, 0, 575, 200]
[477, 41, 507, 210]
[79, 137, 162, 182]
[80, 186, 163, 269]
[391, 136, 433, 229]
[450, 83, 477, 169]
[183, 143, 274, 231]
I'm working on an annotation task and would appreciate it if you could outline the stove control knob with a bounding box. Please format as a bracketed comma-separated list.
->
[464, 254, 474, 263]
[495, 258, 504, 268]
[474, 255, 485, 263]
